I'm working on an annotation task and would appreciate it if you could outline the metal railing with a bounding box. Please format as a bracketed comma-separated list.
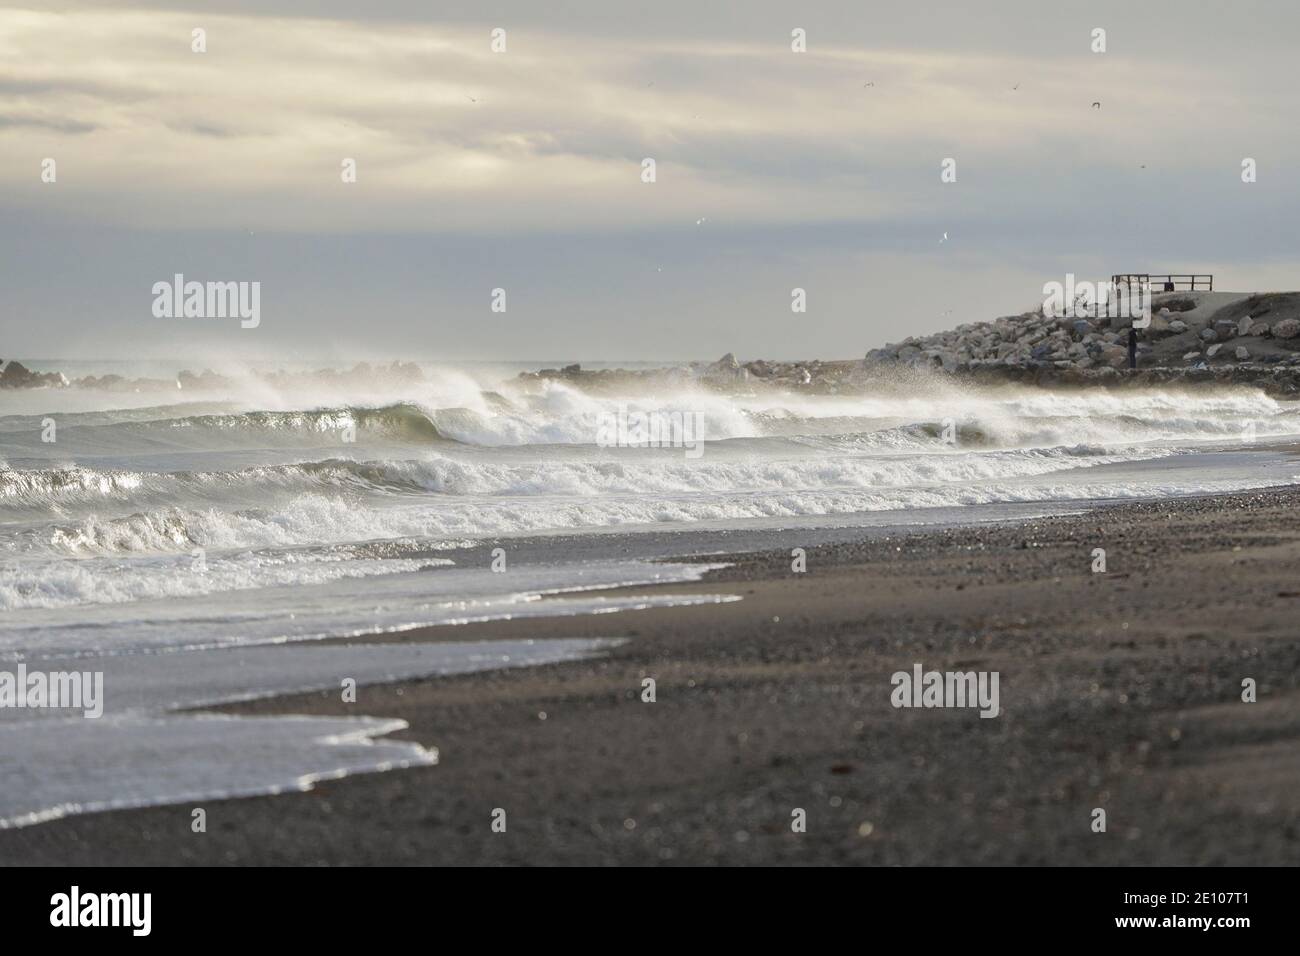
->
[1111, 273, 1213, 292]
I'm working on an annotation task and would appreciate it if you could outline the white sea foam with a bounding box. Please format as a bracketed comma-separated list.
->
[4, 378, 1300, 617]
[0, 559, 732, 651]
[0, 638, 623, 828]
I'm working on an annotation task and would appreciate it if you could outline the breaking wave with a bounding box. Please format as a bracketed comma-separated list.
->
[4, 378, 1300, 613]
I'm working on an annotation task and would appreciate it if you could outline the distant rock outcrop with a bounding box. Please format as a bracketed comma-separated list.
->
[515, 355, 862, 394]
[0, 360, 68, 389]
[864, 291, 1300, 374]
[701, 352, 749, 384]
[1, 360, 436, 393]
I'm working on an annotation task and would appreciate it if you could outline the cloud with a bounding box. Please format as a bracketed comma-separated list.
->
[0, 114, 97, 133]
[4, 4, 1293, 236]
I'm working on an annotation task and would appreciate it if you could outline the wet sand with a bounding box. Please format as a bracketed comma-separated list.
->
[4, 488, 1300, 865]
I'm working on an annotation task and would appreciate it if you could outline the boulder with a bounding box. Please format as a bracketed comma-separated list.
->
[862, 350, 893, 367]
[1213, 319, 1238, 341]
[701, 353, 748, 384]
[1272, 318, 1300, 340]
[1098, 345, 1128, 368]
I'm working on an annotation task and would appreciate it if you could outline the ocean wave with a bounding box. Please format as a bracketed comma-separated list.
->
[0, 443, 1169, 564]
[13, 492, 473, 557]
[5, 382, 1297, 455]
[162, 403, 450, 442]
[1, 439, 1163, 515]
[3, 464, 1290, 612]
[0, 548, 451, 612]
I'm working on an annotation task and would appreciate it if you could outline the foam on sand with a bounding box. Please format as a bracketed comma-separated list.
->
[0, 638, 623, 828]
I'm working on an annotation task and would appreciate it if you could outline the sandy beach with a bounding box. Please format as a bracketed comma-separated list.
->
[4, 485, 1298, 866]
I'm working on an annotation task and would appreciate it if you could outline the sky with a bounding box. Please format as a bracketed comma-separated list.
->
[2, 0, 1299, 363]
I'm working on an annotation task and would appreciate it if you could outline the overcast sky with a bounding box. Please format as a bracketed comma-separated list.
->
[3, 1, 1299, 362]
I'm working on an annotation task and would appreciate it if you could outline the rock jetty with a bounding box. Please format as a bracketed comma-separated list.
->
[864, 291, 1300, 373]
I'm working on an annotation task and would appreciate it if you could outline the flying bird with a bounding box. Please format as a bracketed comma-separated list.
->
[1091, 101, 1101, 109]
[940, 232, 949, 243]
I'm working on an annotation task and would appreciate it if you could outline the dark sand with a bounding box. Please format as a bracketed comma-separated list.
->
[4, 488, 1300, 865]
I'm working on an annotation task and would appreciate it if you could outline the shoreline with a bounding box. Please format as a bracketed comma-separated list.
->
[4, 487, 1300, 864]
